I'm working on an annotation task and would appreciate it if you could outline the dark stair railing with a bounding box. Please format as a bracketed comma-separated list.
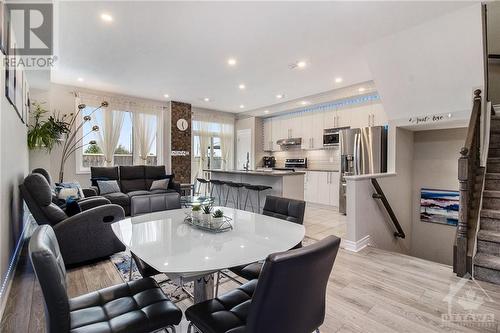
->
[371, 178, 405, 239]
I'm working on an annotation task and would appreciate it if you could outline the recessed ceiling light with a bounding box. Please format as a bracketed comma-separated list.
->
[264, 110, 270, 114]
[77, 77, 84, 82]
[238, 83, 246, 90]
[239, 104, 245, 109]
[335, 77, 343, 83]
[297, 61, 307, 68]
[100, 13, 113, 22]
[227, 58, 237, 66]
[276, 94, 284, 99]
[204, 97, 210, 102]
[163, 94, 169, 98]
[300, 101, 309, 106]
[358, 87, 366, 92]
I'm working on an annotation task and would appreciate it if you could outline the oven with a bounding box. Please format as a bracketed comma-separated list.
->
[323, 128, 340, 146]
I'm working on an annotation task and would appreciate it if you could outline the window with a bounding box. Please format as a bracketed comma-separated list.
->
[77, 104, 159, 173]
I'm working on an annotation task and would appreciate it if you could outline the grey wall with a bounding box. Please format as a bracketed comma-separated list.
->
[0, 57, 29, 308]
[410, 128, 465, 265]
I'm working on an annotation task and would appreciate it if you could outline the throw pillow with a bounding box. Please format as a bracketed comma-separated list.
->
[150, 178, 170, 191]
[90, 176, 109, 187]
[65, 198, 82, 217]
[55, 182, 84, 200]
[97, 180, 121, 195]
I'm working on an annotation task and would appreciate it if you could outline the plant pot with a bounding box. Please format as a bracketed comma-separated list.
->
[202, 213, 211, 225]
[211, 217, 224, 229]
[191, 211, 201, 222]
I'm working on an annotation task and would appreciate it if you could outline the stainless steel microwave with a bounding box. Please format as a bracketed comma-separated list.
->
[323, 128, 340, 146]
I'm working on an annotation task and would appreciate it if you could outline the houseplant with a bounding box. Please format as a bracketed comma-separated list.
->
[191, 205, 201, 221]
[201, 205, 213, 225]
[27, 102, 71, 152]
[211, 209, 224, 228]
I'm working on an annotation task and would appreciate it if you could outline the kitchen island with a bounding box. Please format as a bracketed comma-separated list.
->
[204, 169, 305, 209]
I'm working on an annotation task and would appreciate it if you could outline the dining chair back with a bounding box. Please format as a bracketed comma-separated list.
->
[262, 195, 306, 225]
[246, 235, 340, 333]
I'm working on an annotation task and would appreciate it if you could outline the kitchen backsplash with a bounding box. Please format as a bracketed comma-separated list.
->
[271, 147, 340, 170]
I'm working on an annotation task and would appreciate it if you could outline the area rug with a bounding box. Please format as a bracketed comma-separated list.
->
[111, 237, 318, 302]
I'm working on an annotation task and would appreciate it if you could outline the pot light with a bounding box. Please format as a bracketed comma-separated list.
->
[163, 94, 169, 98]
[239, 104, 245, 109]
[227, 58, 237, 66]
[77, 77, 84, 82]
[203, 97, 210, 102]
[276, 94, 284, 99]
[264, 110, 270, 114]
[238, 83, 246, 90]
[358, 87, 366, 93]
[297, 61, 307, 68]
[300, 101, 309, 106]
[100, 13, 113, 22]
[335, 77, 343, 83]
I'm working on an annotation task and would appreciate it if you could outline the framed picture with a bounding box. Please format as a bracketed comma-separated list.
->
[0, 1, 5, 55]
[420, 189, 459, 226]
[15, 63, 24, 122]
[23, 76, 30, 126]
[4, 7, 22, 122]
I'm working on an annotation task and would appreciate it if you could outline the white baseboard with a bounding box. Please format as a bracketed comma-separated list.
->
[341, 235, 371, 252]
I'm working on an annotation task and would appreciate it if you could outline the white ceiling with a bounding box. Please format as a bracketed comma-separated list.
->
[47, 1, 475, 113]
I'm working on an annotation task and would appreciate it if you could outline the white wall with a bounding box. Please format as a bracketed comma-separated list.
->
[365, 3, 484, 121]
[410, 128, 465, 265]
[235, 116, 265, 170]
[0, 57, 30, 306]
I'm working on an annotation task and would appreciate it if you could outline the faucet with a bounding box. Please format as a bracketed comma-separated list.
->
[243, 152, 250, 171]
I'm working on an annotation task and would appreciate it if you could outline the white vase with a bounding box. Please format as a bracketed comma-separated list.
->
[191, 211, 201, 222]
[202, 213, 211, 225]
[211, 217, 224, 229]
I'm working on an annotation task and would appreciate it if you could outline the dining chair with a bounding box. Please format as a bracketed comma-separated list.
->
[215, 195, 306, 294]
[29, 225, 182, 333]
[186, 235, 341, 333]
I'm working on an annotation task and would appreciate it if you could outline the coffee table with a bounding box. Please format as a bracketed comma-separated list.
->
[111, 207, 305, 303]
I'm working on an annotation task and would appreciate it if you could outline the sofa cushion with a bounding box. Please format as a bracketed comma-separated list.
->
[144, 166, 166, 180]
[120, 166, 145, 180]
[121, 179, 147, 193]
[120, 166, 147, 192]
[103, 192, 130, 207]
[127, 190, 152, 198]
[90, 167, 119, 186]
[24, 173, 53, 206]
[149, 189, 172, 194]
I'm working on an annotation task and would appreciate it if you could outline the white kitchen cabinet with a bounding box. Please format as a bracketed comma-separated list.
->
[350, 104, 388, 128]
[271, 117, 282, 151]
[263, 118, 273, 151]
[302, 112, 324, 149]
[371, 103, 387, 126]
[336, 109, 352, 128]
[323, 110, 335, 129]
[304, 171, 340, 207]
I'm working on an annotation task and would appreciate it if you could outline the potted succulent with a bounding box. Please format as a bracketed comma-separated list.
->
[201, 205, 213, 225]
[191, 205, 201, 221]
[211, 209, 224, 228]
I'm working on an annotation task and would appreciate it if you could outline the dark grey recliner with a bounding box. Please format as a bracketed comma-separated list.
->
[226, 195, 306, 282]
[20, 173, 126, 266]
[32, 168, 110, 211]
[186, 235, 341, 333]
[29, 225, 182, 333]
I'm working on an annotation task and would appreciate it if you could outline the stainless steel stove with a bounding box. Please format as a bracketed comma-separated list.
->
[284, 158, 307, 169]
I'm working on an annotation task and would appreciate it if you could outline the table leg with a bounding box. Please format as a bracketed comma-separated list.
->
[193, 273, 214, 303]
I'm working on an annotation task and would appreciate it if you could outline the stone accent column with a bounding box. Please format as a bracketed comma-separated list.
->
[170, 101, 192, 183]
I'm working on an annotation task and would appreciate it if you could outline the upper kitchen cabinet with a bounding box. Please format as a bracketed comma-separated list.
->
[301, 111, 323, 150]
[271, 117, 282, 151]
[281, 113, 302, 139]
[350, 103, 388, 128]
[263, 118, 273, 151]
[371, 103, 388, 126]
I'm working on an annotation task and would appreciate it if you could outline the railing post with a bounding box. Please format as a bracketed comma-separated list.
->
[456, 147, 469, 277]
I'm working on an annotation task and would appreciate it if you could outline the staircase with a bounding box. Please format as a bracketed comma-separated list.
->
[474, 116, 500, 284]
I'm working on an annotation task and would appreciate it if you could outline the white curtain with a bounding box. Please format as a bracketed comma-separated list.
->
[134, 113, 157, 165]
[220, 121, 234, 170]
[197, 121, 211, 177]
[95, 110, 125, 166]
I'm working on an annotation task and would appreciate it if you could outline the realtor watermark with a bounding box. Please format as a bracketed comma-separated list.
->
[3, 2, 56, 69]
[442, 273, 497, 330]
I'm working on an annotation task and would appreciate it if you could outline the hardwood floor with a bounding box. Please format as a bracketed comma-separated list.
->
[2, 204, 500, 332]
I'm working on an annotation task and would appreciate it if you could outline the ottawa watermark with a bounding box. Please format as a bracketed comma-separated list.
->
[442, 273, 497, 330]
[3, 2, 56, 70]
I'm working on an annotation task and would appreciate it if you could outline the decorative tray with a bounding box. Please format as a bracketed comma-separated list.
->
[184, 213, 233, 233]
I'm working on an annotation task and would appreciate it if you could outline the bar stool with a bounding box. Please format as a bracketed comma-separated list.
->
[225, 182, 248, 209]
[196, 178, 210, 196]
[210, 179, 226, 206]
[243, 184, 273, 213]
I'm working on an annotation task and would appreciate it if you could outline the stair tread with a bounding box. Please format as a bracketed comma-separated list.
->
[481, 209, 500, 219]
[483, 190, 500, 198]
[474, 253, 500, 270]
[478, 229, 500, 243]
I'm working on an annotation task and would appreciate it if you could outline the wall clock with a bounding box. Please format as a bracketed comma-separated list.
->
[176, 118, 188, 131]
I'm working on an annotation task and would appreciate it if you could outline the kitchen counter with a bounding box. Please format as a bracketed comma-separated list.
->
[204, 169, 305, 206]
[204, 169, 305, 176]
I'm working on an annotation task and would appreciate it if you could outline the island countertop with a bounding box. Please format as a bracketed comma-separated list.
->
[203, 169, 305, 177]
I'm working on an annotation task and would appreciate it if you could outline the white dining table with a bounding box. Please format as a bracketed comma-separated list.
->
[111, 207, 305, 303]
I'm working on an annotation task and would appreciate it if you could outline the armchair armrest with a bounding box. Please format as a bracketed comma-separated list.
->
[83, 187, 98, 197]
[169, 180, 181, 194]
[78, 196, 111, 211]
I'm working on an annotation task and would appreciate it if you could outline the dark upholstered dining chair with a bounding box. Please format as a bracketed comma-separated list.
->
[29, 225, 182, 333]
[218, 195, 306, 288]
[186, 235, 341, 333]
[20, 173, 125, 266]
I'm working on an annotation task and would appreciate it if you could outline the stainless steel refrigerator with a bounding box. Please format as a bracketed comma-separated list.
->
[338, 126, 387, 214]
